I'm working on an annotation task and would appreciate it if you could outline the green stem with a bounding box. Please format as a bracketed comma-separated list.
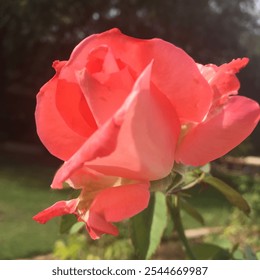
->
[170, 195, 196, 260]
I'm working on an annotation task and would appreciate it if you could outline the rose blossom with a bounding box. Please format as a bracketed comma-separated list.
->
[33, 28, 260, 238]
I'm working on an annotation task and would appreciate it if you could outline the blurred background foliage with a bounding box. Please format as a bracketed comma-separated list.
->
[0, 0, 260, 260]
[0, 0, 260, 153]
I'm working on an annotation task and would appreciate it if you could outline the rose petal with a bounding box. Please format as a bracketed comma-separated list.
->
[142, 39, 213, 122]
[198, 58, 249, 103]
[55, 79, 97, 136]
[53, 57, 97, 136]
[86, 212, 119, 240]
[176, 96, 260, 166]
[35, 61, 97, 160]
[90, 183, 150, 222]
[33, 199, 78, 224]
[36, 78, 88, 160]
[85, 182, 150, 239]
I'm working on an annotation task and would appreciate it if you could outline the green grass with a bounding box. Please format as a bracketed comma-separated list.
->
[0, 159, 69, 259]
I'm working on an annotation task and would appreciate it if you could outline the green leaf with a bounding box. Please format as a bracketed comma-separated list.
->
[69, 222, 85, 235]
[179, 198, 205, 226]
[60, 214, 78, 234]
[130, 192, 167, 259]
[203, 176, 250, 215]
[191, 243, 231, 260]
[167, 196, 196, 259]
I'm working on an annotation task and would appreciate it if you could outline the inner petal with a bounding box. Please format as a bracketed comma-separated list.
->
[77, 46, 135, 126]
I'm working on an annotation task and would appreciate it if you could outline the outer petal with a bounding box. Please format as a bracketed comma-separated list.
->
[51, 113, 123, 189]
[55, 79, 97, 136]
[86, 183, 150, 239]
[65, 28, 213, 123]
[86, 212, 119, 239]
[176, 96, 260, 166]
[198, 58, 249, 103]
[33, 199, 79, 224]
[142, 39, 212, 122]
[35, 61, 97, 160]
[90, 183, 150, 222]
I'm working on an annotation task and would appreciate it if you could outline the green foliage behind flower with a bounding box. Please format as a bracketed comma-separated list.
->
[53, 226, 134, 260]
[204, 168, 260, 259]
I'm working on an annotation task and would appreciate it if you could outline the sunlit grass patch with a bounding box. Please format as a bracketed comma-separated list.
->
[0, 160, 68, 259]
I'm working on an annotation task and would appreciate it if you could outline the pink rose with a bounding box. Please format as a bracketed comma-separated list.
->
[33, 29, 259, 238]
